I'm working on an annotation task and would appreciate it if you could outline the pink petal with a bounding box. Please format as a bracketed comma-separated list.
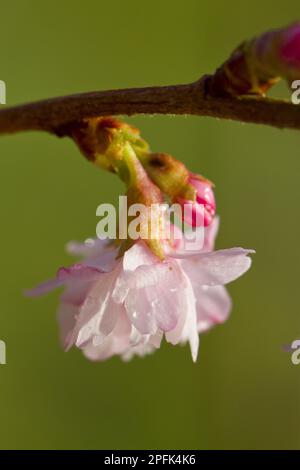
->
[57, 302, 79, 350]
[124, 280, 184, 333]
[180, 248, 254, 286]
[122, 241, 158, 271]
[149, 330, 163, 348]
[60, 281, 93, 306]
[180, 274, 199, 362]
[124, 289, 158, 334]
[203, 216, 219, 252]
[67, 239, 119, 272]
[82, 309, 131, 361]
[122, 327, 162, 361]
[24, 277, 64, 297]
[25, 264, 102, 298]
[166, 271, 199, 362]
[57, 264, 103, 282]
[193, 285, 232, 332]
[66, 238, 115, 258]
[83, 249, 119, 273]
[116, 260, 186, 334]
[164, 216, 219, 257]
[73, 264, 123, 348]
[121, 342, 156, 361]
[113, 251, 183, 302]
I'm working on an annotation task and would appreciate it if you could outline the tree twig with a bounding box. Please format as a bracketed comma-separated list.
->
[0, 76, 299, 136]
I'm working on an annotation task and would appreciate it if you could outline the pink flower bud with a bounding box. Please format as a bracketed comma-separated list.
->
[178, 177, 216, 227]
[280, 23, 300, 68]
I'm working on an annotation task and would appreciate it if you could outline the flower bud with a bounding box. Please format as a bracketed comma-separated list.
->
[70, 117, 149, 176]
[177, 175, 216, 227]
[209, 22, 300, 97]
[139, 153, 215, 227]
[280, 23, 300, 69]
[253, 22, 300, 85]
[140, 153, 191, 199]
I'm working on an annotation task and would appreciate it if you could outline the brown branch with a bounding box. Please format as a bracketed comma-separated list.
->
[0, 76, 299, 136]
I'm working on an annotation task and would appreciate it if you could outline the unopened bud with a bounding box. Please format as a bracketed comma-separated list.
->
[177, 175, 216, 227]
[209, 22, 300, 97]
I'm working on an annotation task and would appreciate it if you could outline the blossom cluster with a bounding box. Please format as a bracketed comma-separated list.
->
[27, 117, 254, 362]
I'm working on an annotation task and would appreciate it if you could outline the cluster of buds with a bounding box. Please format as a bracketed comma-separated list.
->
[209, 22, 300, 97]
[141, 152, 215, 228]
[71, 117, 216, 258]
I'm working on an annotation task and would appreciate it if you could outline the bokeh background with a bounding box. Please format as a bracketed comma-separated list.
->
[0, 0, 299, 450]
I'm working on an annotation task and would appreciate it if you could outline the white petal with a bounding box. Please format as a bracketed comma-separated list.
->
[72, 264, 122, 348]
[66, 238, 115, 258]
[122, 241, 158, 271]
[83, 248, 119, 273]
[82, 309, 131, 361]
[181, 248, 254, 286]
[203, 216, 220, 252]
[193, 285, 232, 332]
[166, 271, 199, 362]
[123, 261, 186, 334]
[57, 302, 79, 350]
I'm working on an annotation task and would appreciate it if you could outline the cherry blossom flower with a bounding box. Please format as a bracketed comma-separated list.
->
[26, 218, 253, 362]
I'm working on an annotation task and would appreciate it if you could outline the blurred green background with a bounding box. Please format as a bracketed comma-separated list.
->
[0, 0, 299, 450]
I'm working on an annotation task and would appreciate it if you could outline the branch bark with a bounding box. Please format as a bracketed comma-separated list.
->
[0, 76, 299, 136]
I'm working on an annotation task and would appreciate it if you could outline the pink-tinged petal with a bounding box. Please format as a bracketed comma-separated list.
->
[112, 255, 183, 304]
[122, 241, 158, 271]
[124, 289, 158, 335]
[162, 222, 183, 251]
[67, 238, 119, 273]
[165, 223, 206, 254]
[164, 216, 220, 257]
[180, 248, 254, 286]
[129, 326, 151, 347]
[180, 274, 199, 362]
[24, 277, 64, 297]
[165, 307, 187, 345]
[75, 310, 100, 349]
[57, 264, 103, 282]
[124, 280, 184, 334]
[25, 264, 102, 298]
[60, 281, 93, 306]
[166, 271, 199, 362]
[74, 266, 122, 348]
[203, 216, 219, 252]
[120, 260, 186, 334]
[128, 326, 161, 346]
[121, 342, 156, 361]
[66, 238, 115, 258]
[82, 309, 131, 361]
[83, 248, 119, 273]
[149, 330, 163, 348]
[98, 298, 125, 338]
[122, 326, 162, 361]
[129, 261, 184, 289]
[57, 302, 79, 350]
[150, 282, 185, 332]
[193, 285, 232, 332]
